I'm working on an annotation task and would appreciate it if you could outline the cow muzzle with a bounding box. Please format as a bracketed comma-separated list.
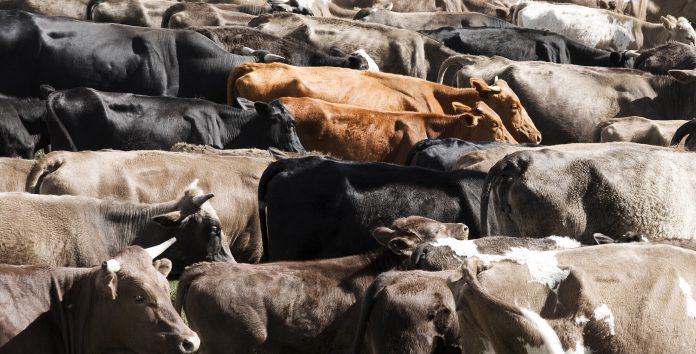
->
[179, 334, 200, 353]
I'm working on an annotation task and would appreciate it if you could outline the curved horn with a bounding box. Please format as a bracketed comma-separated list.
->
[192, 193, 214, 207]
[241, 47, 255, 55]
[487, 85, 502, 93]
[144, 237, 177, 259]
[264, 53, 287, 63]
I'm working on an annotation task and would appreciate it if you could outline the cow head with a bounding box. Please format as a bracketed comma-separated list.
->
[96, 240, 200, 353]
[87, 0, 153, 27]
[152, 180, 235, 270]
[446, 102, 518, 143]
[470, 78, 542, 144]
[661, 15, 696, 46]
[238, 99, 305, 153]
[373, 216, 469, 257]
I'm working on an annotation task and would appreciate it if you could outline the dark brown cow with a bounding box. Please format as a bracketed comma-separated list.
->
[0, 181, 233, 274]
[0, 240, 200, 353]
[176, 216, 468, 353]
[26, 150, 271, 263]
[229, 63, 541, 144]
[352, 270, 461, 354]
[275, 96, 516, 163]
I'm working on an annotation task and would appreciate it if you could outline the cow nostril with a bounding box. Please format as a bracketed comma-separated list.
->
[180, 335, 200, 353]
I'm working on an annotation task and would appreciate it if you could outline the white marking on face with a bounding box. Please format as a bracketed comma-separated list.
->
[105, 259, 121, 272]
[678, 277, 696, 318]
[548, 236, 582, 249]
[519, 307, 565, 354]
[592, 304, 616, 335]
[352, 49, 380, 72]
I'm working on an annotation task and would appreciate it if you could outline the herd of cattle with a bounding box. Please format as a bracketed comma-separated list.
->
[6, 0, 696, 353]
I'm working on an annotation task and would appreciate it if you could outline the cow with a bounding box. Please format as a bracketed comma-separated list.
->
[190, 26, 371, 70]
[454, 144, 546, 173]
[593, 116, 688, 145]
[270, 97, 516, 164]
[0, 239, 200, 354]
[447, 243, 696, 353]
[0, 157, 33, 192]
[352, 270, 462, 354]
[438, 54, 696, 144]
[0, 0, 90, 18]
[229, 63, 542, 144]
[87, 0, 177, 27]
[26, 149, 275, 263]
[258, 156, 497, 261]
[0, 10, 285, 103]
[481, 142, 696, 243]
[671, 118, 696, 150]
[512, 2, 696, 50]
[45, 87, 305, 152]
[618, 0, 696, 22]
[332, 0, 511, 17]
[160, 2, 269, 28]
[422, 27, 638, 67]
[248, 12, 457, 81]
[0, 95, 48, 158]
[175, 216, 468, 354]
[353, 8, 514, 31]
[0, 181, 234, 274]
[634, 41, 696, 74]
[404, 139, 538, 171]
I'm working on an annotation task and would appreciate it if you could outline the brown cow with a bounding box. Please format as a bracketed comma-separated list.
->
[229, 63, 541, 144]
[275, 96, 517, 163]
[26, 150, 271, 263]
[448, 244, 696, 353]
[0, 239, 200, 353]
[176, 216, 469, 353]
[352, 270, 461, 354]
[0, 157, 33, 192]
[0, 181, 233, 274]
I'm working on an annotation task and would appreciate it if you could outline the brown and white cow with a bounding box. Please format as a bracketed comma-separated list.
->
[0, 180, 233, 274]
[175, 216, 468, 353]
[229, 63, 541, 144]
[0, 239, 200, 353]
[274, 97, 516, 164]
[448, 243, 696, 353]
[26, 149, 271, 263]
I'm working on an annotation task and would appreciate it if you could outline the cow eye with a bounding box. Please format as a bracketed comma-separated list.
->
[134, 295, 145, 304]
[511, 103, 518, 110]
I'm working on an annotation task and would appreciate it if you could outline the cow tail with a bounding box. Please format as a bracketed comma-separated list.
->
[437, 56, 470, 85]
[671, 119, 696, 146]
[592, 118, 620, 143]
[351, 276, 387, 354]
[45, 92, 78, 153]
[25, 154, 65, 193]
[458, 259, 565, 354]
[85, 0, 103, 20]
[257, 160, 288, 262]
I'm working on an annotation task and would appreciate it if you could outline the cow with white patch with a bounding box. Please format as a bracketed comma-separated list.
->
[447, 243, 696, 353]
[512, 1, 696, 50]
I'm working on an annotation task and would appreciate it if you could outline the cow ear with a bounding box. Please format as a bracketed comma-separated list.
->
[669, 69, 696, 83]
[386, 237, 418, 256]
[593, 233, 616, 245]
[372, 226, 396, 246]
[236, 97, 256, 110]
[39, 84, 56, 100]
[452, 102, 472, 114]
[461, 114, 478, 126]
[661, 16, 676, 29]
[98, 262, 119, 300]
[153, 259, 172, 277]
[254, 101, 277, 118]
[470, 78, 493, 94]
[152, 211, 183, 227]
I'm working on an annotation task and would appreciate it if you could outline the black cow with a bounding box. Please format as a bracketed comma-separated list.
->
[0, 95, 48, 158]
[0, 10, 283, 103]
[404, 138, 537, 171]
[421, 27, 637, 67]
[190, 26, 369, 70]
[258, 156, 496, 261]
[45, 87, 305, 152]
[634, 41, 696, 75]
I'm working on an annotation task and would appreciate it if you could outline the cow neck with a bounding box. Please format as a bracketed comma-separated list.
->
[97, 199, 181, 256]
[433, 86, 479, 114]
[218, 107, 258, 146]
[45, 267, 109, 353]
[653, 76, 696, 119]
[326, 248, 407, 297]
[423, 114, 468, 139]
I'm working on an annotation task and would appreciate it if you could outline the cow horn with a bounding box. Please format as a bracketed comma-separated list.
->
[494, 75, 499, 83]
[624, 50, 640, 58]
[144, 237, 177, 259]
[488, 85, 502, 93]
[264, 54, 286, 63]
[241, 47, 255, 55]
[192, 193, 214, 207]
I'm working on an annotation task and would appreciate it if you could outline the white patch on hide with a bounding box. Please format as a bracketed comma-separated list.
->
[678, 277, 696, 318]
[574, 314, 589, 325]
[352, 49, 380, 72]
[519, 307, 565, 354]
[548, 236, 581, 249]
[592, 304, 616, 335]
[105, 259, 121, 272]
